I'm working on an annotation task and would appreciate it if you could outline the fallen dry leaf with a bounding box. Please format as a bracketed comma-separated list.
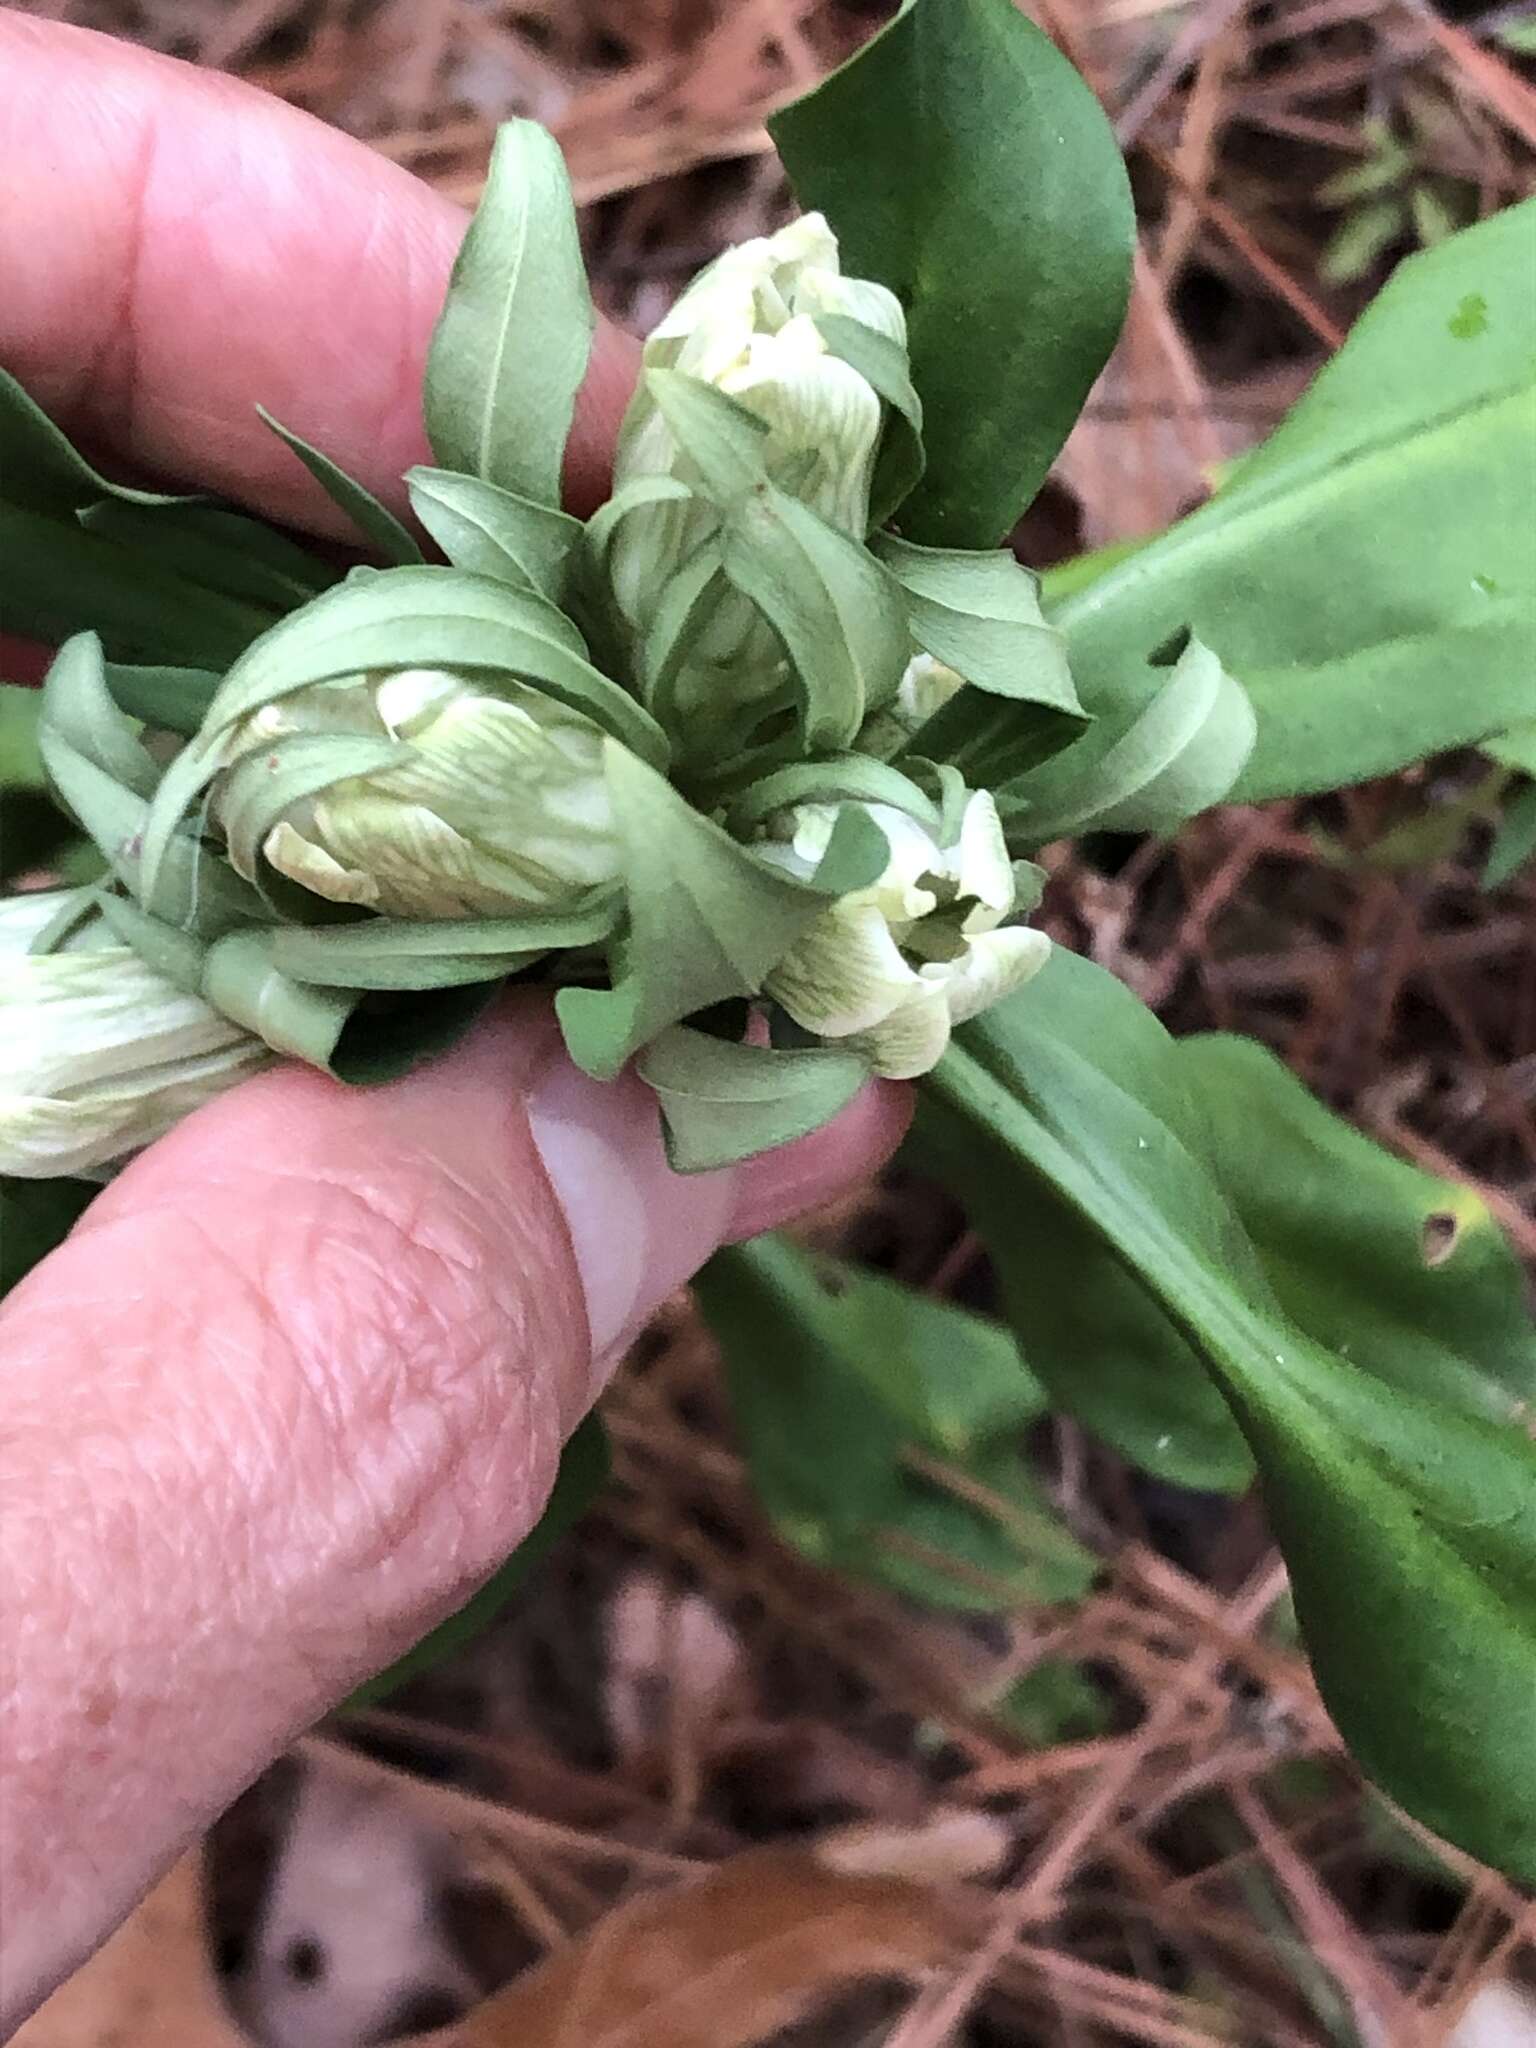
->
[420, 1826, 992, 2048]
[12, 1857, 245, 2048]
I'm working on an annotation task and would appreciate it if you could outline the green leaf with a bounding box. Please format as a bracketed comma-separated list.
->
[872, 533, 1083, 714]
[1052, 199, 1536, 799]
[1485, 777, 1536, 890]
[811, 310, 925, 529]
[424, 120, 594, 508]
[81, 497, 336, 611]
[271, 893, 620, 992]
[1180, 1033, 1536, 1424]
[104, 664, 222, 738]
[923, 950, 1536, 1879]
[200, 928, 495, 1081]
[770, 0, 1133, 546]
[0, 365, 193, 517]
[638, 1028, 868, 1170]
[257, 409, 423, 565]
[908, 952, 1252, 1492]
[1000, 634, 1254, 845]
[0, 501, 275, 668]
[406, 465, 581, 602]
[1319, 198, 1406, 285]
[349, 1415, 609, 1706]
[556, 742, 842, 1079]
[1, 684, 47, 791]
[696, 1236, 1093, 1612]
[0, 1176, 98, 1298]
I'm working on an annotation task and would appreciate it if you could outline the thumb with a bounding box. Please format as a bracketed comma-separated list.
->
[0, 999, 909, 2019]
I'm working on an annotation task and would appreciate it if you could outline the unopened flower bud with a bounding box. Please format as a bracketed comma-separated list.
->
[220, 669, 620, 919]
[0, 891, 268, 1178]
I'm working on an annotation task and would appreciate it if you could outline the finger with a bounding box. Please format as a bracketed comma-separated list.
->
[0, 14, 638, 530]
[0, 1004, 907, 2022]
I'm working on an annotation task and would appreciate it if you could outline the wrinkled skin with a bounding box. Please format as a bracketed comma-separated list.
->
[0, 17, 911, 2023]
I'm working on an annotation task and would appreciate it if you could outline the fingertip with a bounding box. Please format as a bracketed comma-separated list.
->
[725, 1080, 914, 1244]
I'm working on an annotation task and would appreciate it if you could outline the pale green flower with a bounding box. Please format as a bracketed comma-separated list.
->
[758, 792, 1051, 1080]
[221, 669, 620, 919]
[607, 214, 907, 729]
[0, 891, 269, 1178]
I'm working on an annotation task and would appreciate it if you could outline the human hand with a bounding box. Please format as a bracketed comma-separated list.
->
[0, 17, 910, 2024]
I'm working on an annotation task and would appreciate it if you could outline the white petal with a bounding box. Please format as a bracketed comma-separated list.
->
[766, 899, 922, 1038]
[952, 790, 1017, 928]
[929, 926, 1052, 1027]
[848, 984, 955, 1080]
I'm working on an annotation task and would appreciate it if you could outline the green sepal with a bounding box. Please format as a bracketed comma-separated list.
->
[81, 496, 338, 610]
[726, 755, 944, 842]
[872, 533, 1083, 718]
[216, 731, 415, 887]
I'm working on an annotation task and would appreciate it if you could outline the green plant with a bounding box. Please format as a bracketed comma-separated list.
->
[3, 0, 1533, 1879]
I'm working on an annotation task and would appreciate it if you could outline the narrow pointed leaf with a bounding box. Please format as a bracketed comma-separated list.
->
[424, 120, 594, 506]
[258, 408, 423, 564]
[812, 311, 925, 530]
[873, 533, 1082, 714]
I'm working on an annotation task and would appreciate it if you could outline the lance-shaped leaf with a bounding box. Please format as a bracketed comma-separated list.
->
[638, 1027, 869, 1171]
[873, 534, 1083, 716]
[424, 120, 594, 507]
[998, 635, 1255, 846]
[697, 1235, 1094, 1612]
[770, 0, 1133, 547]
[0, 501, 275, 669]
[555, 743, 849, 1080]
[140, 565, 667, 903]
[406, 465, 580, 602]
[1051, 198, 1536, 798]
[1485, 777, 1536, 890]
[104, 663, 222, 738]
[257, 409, 423, 565]
[812, 310, 925, 530]
[921, 950, 1536, 1879]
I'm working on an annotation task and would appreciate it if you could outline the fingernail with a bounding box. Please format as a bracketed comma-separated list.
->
[525, 1052, 738, 1378]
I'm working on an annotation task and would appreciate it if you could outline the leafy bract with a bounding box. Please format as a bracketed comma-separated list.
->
[424, 120, 594, 508]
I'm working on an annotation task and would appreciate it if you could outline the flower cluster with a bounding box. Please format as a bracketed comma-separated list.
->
[6, 196, 1063, 1180]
